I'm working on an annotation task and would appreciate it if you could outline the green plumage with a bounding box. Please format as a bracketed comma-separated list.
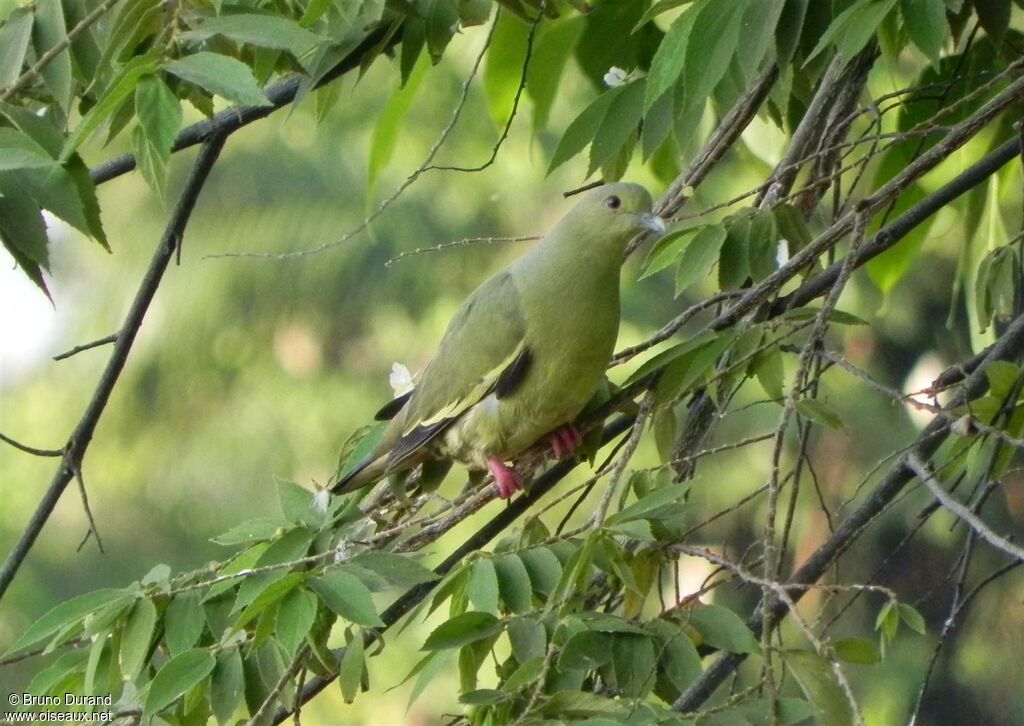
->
[334, 182, 662, 493]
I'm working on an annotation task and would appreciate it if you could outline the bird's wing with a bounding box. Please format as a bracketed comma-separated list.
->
[385, 271, 530, 470]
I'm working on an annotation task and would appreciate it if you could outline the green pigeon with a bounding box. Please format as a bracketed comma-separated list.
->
[333, 182, 665, 499]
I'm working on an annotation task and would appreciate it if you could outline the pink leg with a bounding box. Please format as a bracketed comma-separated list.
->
[487, 457, 523, 499]
[547, 425, 583, 459]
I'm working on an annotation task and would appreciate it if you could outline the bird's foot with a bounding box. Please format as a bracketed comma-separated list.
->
[487, 457, 523, 499]
[547, 425, 583, 459]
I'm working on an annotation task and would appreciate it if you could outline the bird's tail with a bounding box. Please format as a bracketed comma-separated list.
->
[331, 455, 389, 494]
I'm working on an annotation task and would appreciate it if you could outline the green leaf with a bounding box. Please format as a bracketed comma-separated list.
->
[644, 0, 702, 112]
[607, 483, 690, 526]
[646, 619, 703, 693]
[468, 559, 501, 615]
[32, 0, 72, 112]
[310, 571, 384, 627]
[781, 649, 855, 726]
[796, 398, 845, 431]
[405, 651, 449, 710]
[119, 597, 156, 680]
[558, 630, 613, 670]
[610, 633, 657, 698]
[277, 588, 318, 658]
[165, 52, 271, 107]
[491, 554, 533, 614]
[65, 155, 108, 249]
[0, 7, 33, 87]
[621, 330, 718, 386]
[27, 650, 88, 697]
[61, 54, 160, 161]
[780, 307, 868, 325]
[736, 697, 818, 726]
[233, 528, 313, 610]
[680, 0, 745, 115]
[833, 637, 881, 664]
[807, 0, 898, 64]
[540, 690, 626, 718]
[425, 0, 459, 62]
[211, 517, 288, 546]
[517, 547, 563, 596]
[0, 128, 55, 171]
[974, 0, 1011, 47]
[775, 0, 810, 67]
[675, 224, 728, 296]
[367, 55, 427, 192]
[234, 571, 306, 631]
[339, 628, 365, 703]
[165, 591, 205, 656]
[640, 226, 701, 279]
[460, 688, 509, 705]
[5, 589, 128, 655]
[210, 649, 244, 726]
[0, 185, 50, 271]
[683, 604, 761, 654]
[737, 0, 786, 79]
[144, 648, 216, 718]
[351, 551, 439, 588]
[588, 80, 644, 176]
[527, 16, 585, 131]
[898, 603, 927, 634]
[507, 617, 547, 663]
[180, 15, 327, 63]
[484, 10, 531, 127]
[135, 74, 182, 156]
[901, 0, 948, 64]
[753, 348, 785, 400]
[547, 86, 622, 174]
[422, 611, 504, 650]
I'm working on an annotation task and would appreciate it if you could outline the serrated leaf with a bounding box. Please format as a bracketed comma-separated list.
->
[422, 611, 503, 650]
[640, 226, 701, 279]
[775, 0, 809, 67]
[806, 0, 898, 64]
[310, 571, 384, 627]
[165, 52, 271, 107]
[679, 0, 745, 116]
[547, 86, 622, 174]
[674, 224, 728, 297]
[644, 0, 702, 112]
[683, 603, 761, 654]
[61, 54, 159, 161]
[796, 398, 845, 431]
[0, 128, 57, 171]
[528, 16, 584, 131]
[0, 185, 50, 272]
[119, 597, 156, 680]
[143, 649, 216, 718]
[588, 80, 644, 176]
[135, 74, 182, 156]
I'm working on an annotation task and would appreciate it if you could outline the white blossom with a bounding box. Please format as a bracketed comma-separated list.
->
[604, 66, 630, 87]
[776, 239, 790, 267]
[389, 361, 415, 396]
[313, 487, 330, 513]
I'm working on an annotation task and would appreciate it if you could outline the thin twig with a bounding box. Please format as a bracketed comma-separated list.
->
[0, 432, 63, 458]
[52, 334, 119, 361]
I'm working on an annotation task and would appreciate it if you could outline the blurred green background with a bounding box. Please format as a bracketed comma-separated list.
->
[2, 19, 1023, 726]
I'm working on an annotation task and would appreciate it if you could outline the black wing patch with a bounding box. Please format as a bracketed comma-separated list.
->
[374, 390, 413, 421]
[386, 420, 450, 472]
[495, 347, 532, 399]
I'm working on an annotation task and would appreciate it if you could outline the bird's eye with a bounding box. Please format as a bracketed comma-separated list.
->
[605, 195, 621, 210]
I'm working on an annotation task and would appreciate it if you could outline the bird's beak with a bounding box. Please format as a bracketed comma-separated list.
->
[639, 212, 667, 236]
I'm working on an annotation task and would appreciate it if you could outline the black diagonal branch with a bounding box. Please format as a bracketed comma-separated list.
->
[0, 134, 227, 602]
[673, 311, 1024, 712]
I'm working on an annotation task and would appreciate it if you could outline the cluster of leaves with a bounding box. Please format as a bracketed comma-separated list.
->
[9, 458, 927, 725]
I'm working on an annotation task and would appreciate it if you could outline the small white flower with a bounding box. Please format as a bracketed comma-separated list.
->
[313, 487, 330, 513]
[776, 239, 790, 267]
[390, 361, 415, 396]
[604, 66, 629, 87]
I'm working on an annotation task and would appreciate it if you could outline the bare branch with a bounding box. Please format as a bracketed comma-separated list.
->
[52, 334, 118, 361]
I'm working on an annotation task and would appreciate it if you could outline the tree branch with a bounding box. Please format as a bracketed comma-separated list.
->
[0, 133, 228, 602]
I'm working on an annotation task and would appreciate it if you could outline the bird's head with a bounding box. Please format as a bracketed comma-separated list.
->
[568, 182, 666, 252]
